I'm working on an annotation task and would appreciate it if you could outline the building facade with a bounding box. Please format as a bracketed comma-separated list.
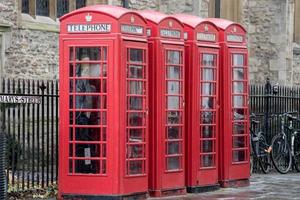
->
[0, 0, 299, 85]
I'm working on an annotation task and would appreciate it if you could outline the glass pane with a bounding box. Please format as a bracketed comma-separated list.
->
[233, 68, 244, 80]
[233, 54, 244, 66]
[167, 81, 180, 94]
[128, 129, 143, 142]
[202, 140, 213, 153]
[233, 96, 244, 107]
[233, 150, 246, 162]
[75, 64, 101, 77]
[233, 136, 246, 148]
[75, 144, 100, 157]
[130, 49, 143, 62]
[168, 126, 180, 139]
[36, 0, 49, 16]
[75, 95, 100, 109]
[233, 123, 245, 135]
[129, 65, 143, 78]
[69, 96, 73, 109]
[168, 142, 180, 155]
[69, 112, 73, 124]
[22, 0, 29, 13]
[167, 96, 180, 109]
[102, 160, 106, 174]
[202, 83, 215, 95]
[128, 81, 143, 94]
[128, 113, 144, 126]
[76, 0, 86, 9]
[75, 160, 100, 174]
[167, 66, 180, 79]
[167, 157, 180, 170]
[102, 96, 107, 109]
[128, 97, 143, 110]
[201, 111, 214, 124]
[202, 54, 215, 66]
[69, 80, 74, 93]
[69, 64, 74, 77]
[57, 0, 69, 18]
[76, 47, 100, 61]
[75, 112, 101, 125]
[102, 63, 107, 77]
[103, 47, 107, 61]
[127, 145, 144, 158]
[129, 160, 143, 175]
[75, 80, 101, 93]
[167, 51, 180, 64]
[202, 126, 214, 138]
[102, 144, 106, 157]
[102, 127, 107, 141]
[234, 109, 246, 120]
[75, 128, 100, 141]
[201, 155, 214, 167]
[69, 143, 73, 157]
[202, 68, 214, 81]
[167, 111, 181, 124]
[202, 97, 214, 109]
[69, 160, 73, 173]
[233, 82, 244, 93]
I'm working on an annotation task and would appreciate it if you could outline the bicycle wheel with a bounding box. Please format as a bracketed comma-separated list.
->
[257, 135, 271, 174]
[293, 133, 300, 172]
[271, 134, 292, 174]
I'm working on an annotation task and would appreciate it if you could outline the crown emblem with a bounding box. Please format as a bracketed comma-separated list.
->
[204, 24, 209, 32]
[131, 15, 135, 23]
[85, 13, 92, 22]
[233, 26, 237, 33]
[169, 21, 173, 27]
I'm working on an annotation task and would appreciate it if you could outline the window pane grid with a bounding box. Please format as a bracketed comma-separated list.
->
[126, 48, 147, 176]
[165, 50, 184, 172]
[231, 53, 248, 163]
[69, 46, 107, 175]
[200, 53, 217, 168]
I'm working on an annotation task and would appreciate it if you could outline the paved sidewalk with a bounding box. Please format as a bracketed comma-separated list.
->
[150, 173, 300, 200]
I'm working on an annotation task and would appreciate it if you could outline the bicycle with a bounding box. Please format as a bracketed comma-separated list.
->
[270, 112, 300, 174]
[250, 113, 272, 174]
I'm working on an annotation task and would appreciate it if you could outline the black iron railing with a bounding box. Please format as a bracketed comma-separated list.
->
[249, 79, 300, 143]
[1, 78, 59, 191]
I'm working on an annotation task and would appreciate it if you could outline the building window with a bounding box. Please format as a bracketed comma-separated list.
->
[76, 0, 86, 9]
[22, 0, 29, 14]
[57, 0, 69, 18]
[36, 0, 50, 16]
[208, 0, 241, 22]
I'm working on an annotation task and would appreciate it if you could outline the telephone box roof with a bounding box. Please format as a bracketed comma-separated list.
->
[172, 13, 205, 28]
[206, 18, 246, 32]
[60, 5, 146, 22]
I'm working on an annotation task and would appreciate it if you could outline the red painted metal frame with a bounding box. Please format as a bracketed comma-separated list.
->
[173, 14, 220, 191]
[59, 5, 149, 198]
[138, 10, 186, 197]
[206, 18, 250, 187]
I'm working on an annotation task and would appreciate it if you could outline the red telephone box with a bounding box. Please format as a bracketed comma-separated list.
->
[173, 14, 220, 192]
[138, 10, 186, 197]
[59, 5, 149, 198]
[207, 18, 250, 187]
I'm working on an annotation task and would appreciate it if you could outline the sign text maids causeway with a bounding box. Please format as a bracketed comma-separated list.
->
[0, 95, 41, 104]
[67, 23, 111, 33]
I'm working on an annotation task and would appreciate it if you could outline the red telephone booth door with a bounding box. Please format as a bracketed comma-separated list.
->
[121, 41, 149, 191]
[161, 44, 185, 188]
[227, 48, 249, 180]
[198, 47, 219, 185]
[60, 39, 114, 194]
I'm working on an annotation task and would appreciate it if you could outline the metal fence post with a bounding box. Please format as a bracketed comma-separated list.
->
[0, 78, 7, 199]
[264, 77, 272, 143]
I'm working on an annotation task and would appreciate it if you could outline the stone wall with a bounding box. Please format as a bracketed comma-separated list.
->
[0, 0, 59, 80]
